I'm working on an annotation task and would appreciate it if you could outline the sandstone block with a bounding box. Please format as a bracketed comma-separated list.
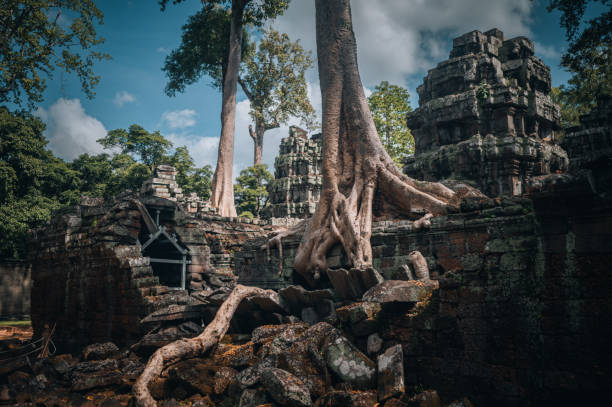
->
[261, 368, 312, 407]
[377, 344, 405, 401]
[362, 280, 438, 304]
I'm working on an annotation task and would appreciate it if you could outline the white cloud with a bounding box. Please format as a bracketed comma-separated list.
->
[167, 132, 220, 169]
[113, 91, 136, 107]
[162, 109, 198, 129]
[35, 98, 106, 160]
[157, 47, 169, 54]
[533, 41, 562, 60]
[272, 0, 535, 87]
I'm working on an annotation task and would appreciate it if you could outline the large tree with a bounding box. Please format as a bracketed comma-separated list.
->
[133, 3, 463, 403]
[234, 163, 273, 217]
[289, 0, 462, 286]
[367, 80, 414, 166]
[98, 124, 173, 169]
[239, 28, 316, 165]
[161, 0, 289, 217]
[547, 0, 611, 112]
[0, 0, 109, 109]
[0, 107, 80, 259]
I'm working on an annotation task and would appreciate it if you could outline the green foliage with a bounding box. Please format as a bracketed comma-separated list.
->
[240, 28, 317, 131]
[0, 111, 213, 259]
[548, 0, 612, 112]
[161, 0, 289, 95]
[0, 107, 80, 259]
[70, 153, 114, 197]
[476, 82, 490, 101]
[98, 125, 173, 168]
[367, 81, 414, 166]
[551, 86, 584, 128]
[163, 3, 250, 94]
[234, 164, 272, 218]
[159, 0, 290, 26]
[168, 146, 213, 200]
[0, 0, 110, 109]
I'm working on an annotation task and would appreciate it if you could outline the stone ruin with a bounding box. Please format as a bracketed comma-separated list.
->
[263, 126, 322, 219]
[404, 29, 568, 197]
[142, 164, 217, 215]
[3, 28, 612, 407]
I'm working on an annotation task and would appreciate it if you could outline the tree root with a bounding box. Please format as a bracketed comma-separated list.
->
[132, 285, 275, 407]
[261, 220, 308, 276]
[407, 250, 430, 280]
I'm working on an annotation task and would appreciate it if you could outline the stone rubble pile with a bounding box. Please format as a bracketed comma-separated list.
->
[2, 275, 475, 407]
[142, 164, 218, 215]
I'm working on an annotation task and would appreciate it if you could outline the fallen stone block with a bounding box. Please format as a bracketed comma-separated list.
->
[327, 267, 384, 300]
[377, 344, 405, 401]
[261, 367, 312, 407]
[83, 342, 119, 360]
[239, 388, 271, 407]
[324, 336, 376, 388]
[367, 333, 383, 354]
[362, 280, 438, 304]
[314, 390, 377, 407]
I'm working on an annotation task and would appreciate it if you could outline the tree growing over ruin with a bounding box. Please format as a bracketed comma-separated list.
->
[239, 28, 317, 165]
[134, 2, 464, 404]
[0, 0, 110, 109]
[367, 81, 414, 166]
[288, 0, 462, 286]
[161, 0, 289, 217]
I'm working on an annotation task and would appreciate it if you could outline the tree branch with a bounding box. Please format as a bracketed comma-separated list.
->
[133, 285, 275, 407]
[238, 76, 253, 101]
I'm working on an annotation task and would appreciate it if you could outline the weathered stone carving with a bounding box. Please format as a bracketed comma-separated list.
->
[263, 126, 322, 219]
[405, 28, 568, 197]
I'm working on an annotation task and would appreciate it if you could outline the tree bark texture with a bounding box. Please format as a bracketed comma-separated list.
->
[292, 0, 458, 286]
[133, 285, 273, 407]
[210, 0, 246, 217]
[249, 122, 265, 166]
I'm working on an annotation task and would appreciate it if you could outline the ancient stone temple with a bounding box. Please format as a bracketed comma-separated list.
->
[263, 126, 322, 219]
[404, 29, 568, 197]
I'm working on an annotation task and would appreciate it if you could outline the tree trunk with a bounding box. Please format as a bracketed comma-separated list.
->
[133, 285, 273, 407]
[210, 0, 246, 217]
[292, 0, 459, 286]
[249, 120, 265, 166]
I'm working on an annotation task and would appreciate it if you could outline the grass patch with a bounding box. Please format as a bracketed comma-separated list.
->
[0, 320, 31, 327]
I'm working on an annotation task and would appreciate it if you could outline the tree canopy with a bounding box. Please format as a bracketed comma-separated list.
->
[233, 164, 272, 218]
[548, 0, 611, 113]
[98, 125, 174, 168]
[163, 3, 250, 95]
[0, 111, 213, 259]
[240, 28, 316, 132]
[367, 81, 414, 166]
[0, 0, 110, 109]
[240, 28, 317, 164]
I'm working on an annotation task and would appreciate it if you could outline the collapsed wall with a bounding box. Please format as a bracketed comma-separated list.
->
[29, 166, 273, 349]
[404, 29, 568, 197]
[236, 94, 612, 405]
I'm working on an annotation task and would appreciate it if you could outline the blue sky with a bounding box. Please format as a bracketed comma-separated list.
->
[36, 0, 578, 177]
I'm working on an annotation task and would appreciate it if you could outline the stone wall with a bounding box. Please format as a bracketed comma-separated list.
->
[0, 260, 31, 320]
[28, 190, 272, 349]
[404, 29, 568, 197]
[237, 184, 612, 405]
